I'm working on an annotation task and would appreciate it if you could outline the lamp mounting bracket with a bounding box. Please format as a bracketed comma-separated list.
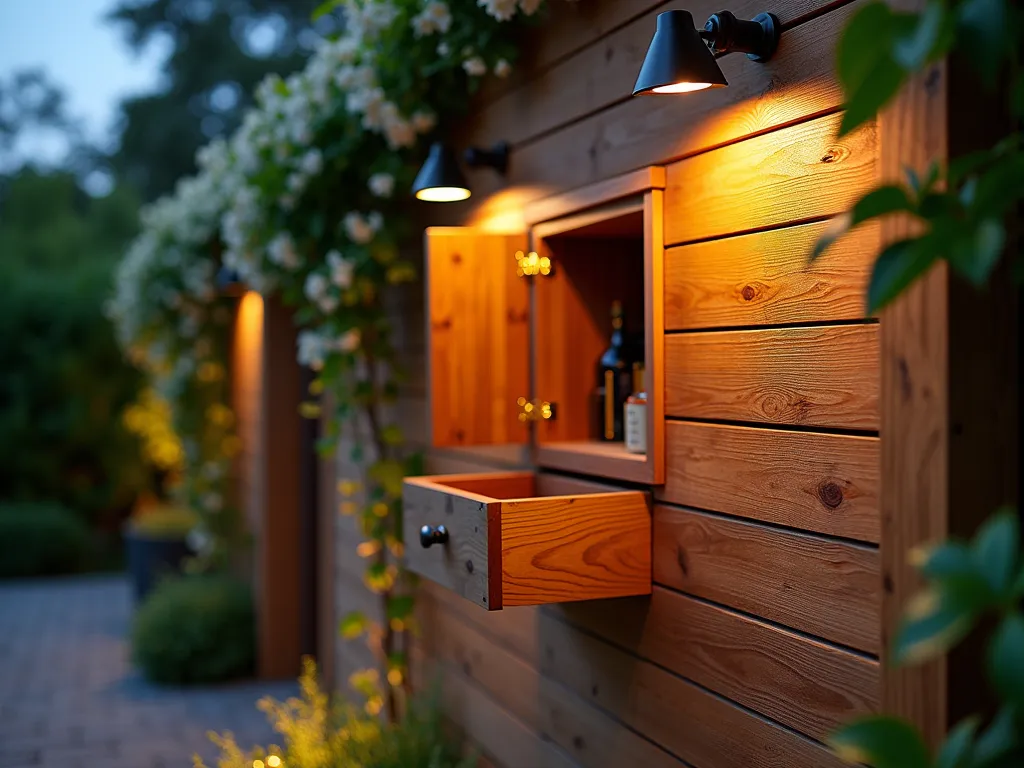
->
[464, 141, 510, 175]
[704, 10, 781, 62]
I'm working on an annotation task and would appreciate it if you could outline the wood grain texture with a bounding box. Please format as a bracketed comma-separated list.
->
[534, 441, 650, 485]
[426, 228, 529, 448]
[665, 113, 876, 246]
[419, 581, 849, 768]
[525, 167, 665, 225]
[657, 420, 880, 542]
[665, 324, 880, 429]
[644, 188, 666, 484]
[653, 505, 881, 652]
[573, 588, 877, 741]
[536, 615, 851, 768]
[665, 220, 879, 330]
[878, 62, 949, 744]
[403, 475, 500, 609]
[502, 491, 651, 606]
[472, 0, 844, 152]
[463, 1, 859, 221]
[420, 596, 685, 768]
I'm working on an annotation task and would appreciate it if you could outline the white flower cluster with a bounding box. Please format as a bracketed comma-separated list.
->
[477, 0, 543, 22]
[297, 327, 361, 370]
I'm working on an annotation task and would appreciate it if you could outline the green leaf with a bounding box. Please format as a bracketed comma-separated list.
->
[987, 614, 1024, 708]
[836, 3, 914, 135]
[957, 0, 1011, 85]
[339, 610, 368, 639]
[971, 510, 1020, 596]
[893, 0, 950, 70]
[386, 594, 415, 621]
[949, 219, 1005, 286]
[867, 238, 938, 313]
[829, 716, 930, 768]
[312, 0, 342, 21]
[894, 589, 975, 664]
[936, 717, 980, 768]
[973, 706, 1017, 765]
[811, 186, 913, 261]
[369, 459, 406, 498]
[381, 424, 404, 446]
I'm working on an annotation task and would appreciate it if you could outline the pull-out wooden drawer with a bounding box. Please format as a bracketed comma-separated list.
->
[403, 471, 651, 610]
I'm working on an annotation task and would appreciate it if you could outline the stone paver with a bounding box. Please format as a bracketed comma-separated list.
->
[0, 575, 296, 767]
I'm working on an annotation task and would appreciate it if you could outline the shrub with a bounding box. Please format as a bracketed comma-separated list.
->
[132, 575, 255, 684]
[0, 264, 154, 528]
[0, 502, 92, 578]
[197, 658, 476, 768]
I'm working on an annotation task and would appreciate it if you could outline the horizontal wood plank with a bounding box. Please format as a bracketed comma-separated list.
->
[653, 505, 881, 652]
[665, 113, 876, 245]
[474, 0, 845, 153]
[419, 583, 848, 768]
[465, 2, 860, 227]
[664, 220, 879, 330]
[420, 598, 685, 768]
[559, 587, 879, 741]
[657, 420, 880, 541]
[665, 324, 880, 430]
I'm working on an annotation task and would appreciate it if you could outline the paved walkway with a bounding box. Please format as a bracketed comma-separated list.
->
[0, 575, 296, 768]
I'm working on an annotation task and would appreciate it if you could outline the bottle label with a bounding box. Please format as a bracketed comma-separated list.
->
[604, 369, 615, 440]
[625, 401, 647, 454]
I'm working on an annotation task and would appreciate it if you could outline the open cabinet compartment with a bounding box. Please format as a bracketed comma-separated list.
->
[424, 167, 665, 485]
[403, 471, 651, 610]
[528, 179, 665, 484]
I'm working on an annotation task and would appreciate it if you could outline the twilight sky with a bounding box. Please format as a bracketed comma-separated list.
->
[0, 0, 167, 165]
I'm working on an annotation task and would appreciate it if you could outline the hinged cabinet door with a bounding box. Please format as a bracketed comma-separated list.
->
[425, 228, 530, 448]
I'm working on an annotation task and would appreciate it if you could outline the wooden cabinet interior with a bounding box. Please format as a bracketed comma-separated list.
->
[424, 167, 665, 484]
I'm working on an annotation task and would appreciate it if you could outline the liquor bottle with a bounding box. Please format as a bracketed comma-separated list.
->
[591, 300, 632, 442]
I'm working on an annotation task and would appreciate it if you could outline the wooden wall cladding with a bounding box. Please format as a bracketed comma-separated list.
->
[665, 324, 880, 430]
[658, 421, 880, 542]
[324, 0, 892, 764]
[664, 220, 879, 330]
[652, 506, 880, 653]
[663, 113, 876, 246]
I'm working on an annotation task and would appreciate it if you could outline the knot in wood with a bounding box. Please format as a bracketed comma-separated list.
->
[820, 146, 848, 164]
[451, 252, 462, 265]
[817, 480, 844, 509]
[741, 284, 757, 301]
[465, 559, 474, 574]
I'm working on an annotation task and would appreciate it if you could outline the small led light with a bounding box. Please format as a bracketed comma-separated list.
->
[414, 186, 471, 202]
[267, 758, 282, 768]
[651, 82, 714, 94]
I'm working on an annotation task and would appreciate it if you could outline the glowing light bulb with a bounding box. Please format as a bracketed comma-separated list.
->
[650, 82, 713, 94]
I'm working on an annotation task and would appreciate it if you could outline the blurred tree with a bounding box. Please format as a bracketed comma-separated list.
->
[0, 168, 152, 533]
[109, 0, 325, 200]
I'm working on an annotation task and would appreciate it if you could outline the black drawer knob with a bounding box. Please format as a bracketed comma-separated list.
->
[419, 524, 449, 549]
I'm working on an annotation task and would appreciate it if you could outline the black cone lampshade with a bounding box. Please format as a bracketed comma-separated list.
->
[412, 142, 471, 202]
[633, 10, 728, 95]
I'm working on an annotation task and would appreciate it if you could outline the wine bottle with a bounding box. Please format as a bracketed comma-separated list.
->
[591, 300, 632, 442]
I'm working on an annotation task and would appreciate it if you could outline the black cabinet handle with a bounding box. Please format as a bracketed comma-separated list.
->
[419, 524, 449, 549]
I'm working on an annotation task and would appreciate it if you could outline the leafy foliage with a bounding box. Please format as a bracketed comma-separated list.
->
[131, 574, 256, 684]
[816, 0, 1024, 313]
[0, 171, 156, 527]
[0, 502, 92, 578]
[832, 511, 1024, 766]
[109, 0, 323, 200]
[195, 657, 476, 768]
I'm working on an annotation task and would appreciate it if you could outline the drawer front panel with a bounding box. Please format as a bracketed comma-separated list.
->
[403, 478, 499, 610]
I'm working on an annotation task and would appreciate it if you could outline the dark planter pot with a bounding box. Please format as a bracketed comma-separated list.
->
[124, 532, 192, 603]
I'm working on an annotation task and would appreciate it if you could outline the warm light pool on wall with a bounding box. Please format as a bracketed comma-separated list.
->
[632, 9, 781, 96]
[412, 140, 510, 202]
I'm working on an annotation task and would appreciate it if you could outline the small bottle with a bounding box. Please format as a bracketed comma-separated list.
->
[592, 301, 629, 441]
[625, 363, 647, 454]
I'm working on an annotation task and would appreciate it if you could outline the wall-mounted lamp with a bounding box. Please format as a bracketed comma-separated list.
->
[632, 9, 781, 96]
[412, 141, 510, 202]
